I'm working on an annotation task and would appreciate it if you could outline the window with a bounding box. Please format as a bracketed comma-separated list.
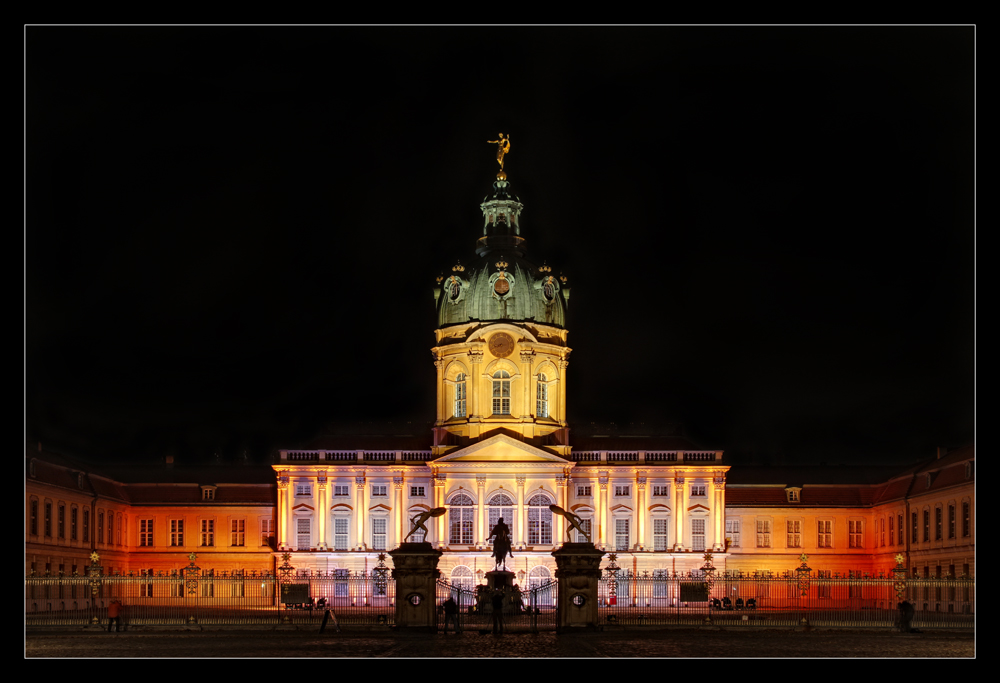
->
[962, 502, 970, 537]
[454, 373, 467, 417]
[935, 507, 942, 541]
[786, 520, 801, 548]
[139, 519, 153, 547]
[897, 514, 903, 545]
[410, 486, 425, 497]
[107, 512, 114, 545]
[30, 499, 38, 535]
[756, 519, 771, 548]
[652, 485, 669, 497]
[140, 569, 153, 598]
[536, 373, 549, 418]
[201, 519, 215, 547]
[492, 370, 511, 415]
[201, 569, 214, 597]
[653, 518, 670, 551]
[45, 502, 53, 537]
[817, 570, 831, 598]
[725, 519, 740, 547]
[577, 485, 591, 497]
[371, 518, 387, 550]
[614, 485, 630, 497]
[889, 515, 894, 546]
[170, 519, 184, 546]
[334, 518, 350, 550]
[690, 485, 706, 497]
[296, 519, 311, 550]
[615, 518, 630, 551]
[231, 519, 246, 547]
[261, 519, 274, 548]
[527, 494, 553, 545]
[334, 484, 350, 497]
[231, 570, 245, 598]
[786, 488, 800, 502]
[58, 504, 65, 539]
[577, 518, 593, 544]
[334, 569, 349, 598]
[948, 504, 955, 539]
[371, 484, 387, 497]
[449, 494, 475, 545]
[201, 487, 215, 501]
[83, 509, 90, 543]
[912, 511, 918, 544]
[880, 518, 885, 547]
[295, 483, 312, 496]
[848, 520, 862, 548]
[71, 507, 78, 541]
[691, 519, 705, 551]
[817, 520, 832, 548]
[923, 510, 930, 542]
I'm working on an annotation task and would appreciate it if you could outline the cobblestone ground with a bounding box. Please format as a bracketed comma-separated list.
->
[26, 629, 974, 658]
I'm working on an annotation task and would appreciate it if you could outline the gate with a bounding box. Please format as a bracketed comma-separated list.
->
[434, 579, 558, 632]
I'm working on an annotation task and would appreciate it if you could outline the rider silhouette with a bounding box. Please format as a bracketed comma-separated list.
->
[487, 517, 513, 570]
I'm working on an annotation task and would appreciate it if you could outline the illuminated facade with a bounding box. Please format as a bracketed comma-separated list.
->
[26, 168, 974, 586]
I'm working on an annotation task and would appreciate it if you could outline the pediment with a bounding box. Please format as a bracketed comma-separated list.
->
[433, 433, 569, 467]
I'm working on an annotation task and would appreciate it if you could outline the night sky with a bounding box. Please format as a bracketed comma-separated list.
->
[25, 26, 975, 467]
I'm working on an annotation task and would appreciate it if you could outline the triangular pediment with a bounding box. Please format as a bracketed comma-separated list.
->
[433, 433, 570, 467]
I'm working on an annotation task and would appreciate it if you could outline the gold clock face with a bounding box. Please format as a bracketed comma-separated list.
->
[488, 332, 515, 358]
[494, 277, 510, 296]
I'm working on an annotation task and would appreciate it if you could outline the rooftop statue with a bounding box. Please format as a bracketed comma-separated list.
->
[550, 505, 592, 543]
[487, 133, 511, 170]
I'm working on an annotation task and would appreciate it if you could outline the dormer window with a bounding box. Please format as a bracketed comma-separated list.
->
[785, 487, 802, 503]
[201, 486, 217, 501]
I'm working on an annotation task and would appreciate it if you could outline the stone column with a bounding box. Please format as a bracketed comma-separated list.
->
[713, 474, 726, 551]
[394, 476, 405, 548]
[516, 475, 526, 547]
[316, 472, 328, 550]
[433, 472, 446, 548]
[555, 473, 570, 544]
[552, 543, 605, 632]
[434, 357, 446, 423]
[636, 473, 646, 551]
[558, 358, 569, 425]
[277, 476, 289, 550]
[355, 476, 367, 551]
[390, 544, 443, 632]
[520, 349, 535, 421]
[468, 350, 483, 419]
[673, 475, 685, 551]
[476, 475, 487, 548]
[598, 472, 609, 550]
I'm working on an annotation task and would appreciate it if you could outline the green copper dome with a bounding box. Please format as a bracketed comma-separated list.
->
[435, 174, 569, 329]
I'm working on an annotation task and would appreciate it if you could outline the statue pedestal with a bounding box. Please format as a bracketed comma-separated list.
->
[552, 543, 605, 633]
[389, 543, 442, 632]
[484, 569, 516, 592]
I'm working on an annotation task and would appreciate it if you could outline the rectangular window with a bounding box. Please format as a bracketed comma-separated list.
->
[371, 484, 387, 497]
[692, 519, 705, 551]
[577, 485, 592, 497]
[140, 569, 153, 598]
[201, 569, 214, 597]
[725, 519, 740, 547]
[45, 502, 53, 537]
[97, 511, 104, 543]
[83, 509, 90, 543]
[786, 520, 801, 548]
[817, 520, 832, 548]
[578, 518, 592, 544]
[71, 507, 78, 541]
[231, 519, 246, 547]
[690, 485, 706, 497]
[935, 507, 942, 540]
[912, 511, 919, 544]
[30, 500, 38, 535]
[923, 510, 930, 542]
[334, 518, 349, 550]
[889, 515, 894, 546]
[296, 519, 310, 550]
[455, 377, 467, 418]
[334, 569, 349, 597]
[849, 520, 862, 548]
[948, 504, 955, 539]
[756, 519, 771, 548]
[615, 518, 630, 551]
[410, 486, 425, 497]
[201, 519, 215, 547]
[654, 518, 669, 551]
[108, 512, 114, 545]
[881, 518, 886, 547]
[170, 519, 184, 546]
[962, 502, 970, 537]
[528, 506, 552, 545]
[817, 569, 831, 599]
[295, 483, 312, 496]
[334, 485, 350, 497]
[261, 519, 274, 548]
[897, 514, 903, 545]
[139, 519, 153, 547]
[58, 504, 65, 539]
[652, 485, 669, 497]
[372, 518, 387, 551]
[614, 485, 630, 497]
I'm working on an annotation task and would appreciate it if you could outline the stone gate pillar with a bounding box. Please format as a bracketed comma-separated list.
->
[389, 543, 443, 632]
[552, 543, 605, 633]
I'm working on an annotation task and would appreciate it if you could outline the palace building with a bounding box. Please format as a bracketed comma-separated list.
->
[26, 163, 974, 589]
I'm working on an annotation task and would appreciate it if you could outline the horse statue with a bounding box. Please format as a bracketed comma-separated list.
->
[487, 517, 513, 570]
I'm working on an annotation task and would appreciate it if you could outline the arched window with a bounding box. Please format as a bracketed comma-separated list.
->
[536, 373, 549, 418]
[454, 373, 467, 418]
[527, 493, 553, 545]
[488, 493, 514, 536]
[449, 493, 475, 545]
[492, 370, 511, 415]
[528, 565, 555, 607]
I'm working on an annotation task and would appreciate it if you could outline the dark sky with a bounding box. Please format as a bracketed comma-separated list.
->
[25, 26, 975, 466]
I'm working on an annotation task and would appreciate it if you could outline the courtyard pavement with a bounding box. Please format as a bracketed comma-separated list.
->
[26, 628, 974, 658]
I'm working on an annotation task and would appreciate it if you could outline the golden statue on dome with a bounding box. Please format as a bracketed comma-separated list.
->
[487, 133, 511, 172]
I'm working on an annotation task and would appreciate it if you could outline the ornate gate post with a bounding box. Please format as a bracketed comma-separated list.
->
[389, 543, 442, 632]
[552, 543, 605, 633]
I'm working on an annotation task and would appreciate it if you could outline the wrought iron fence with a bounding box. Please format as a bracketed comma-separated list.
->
[597, 570, 974, 629]
[434, 579, 559, 632]
[26, 553, 395, 630]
